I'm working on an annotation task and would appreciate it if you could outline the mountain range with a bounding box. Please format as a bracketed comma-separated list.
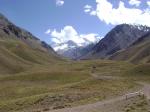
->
[79, 24, 150, 62]
[57, 43, 96, 59]
[1, 13, 149, 64]
[55, 37, 100, 59]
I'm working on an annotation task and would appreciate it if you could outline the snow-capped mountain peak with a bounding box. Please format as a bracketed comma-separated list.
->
[53, 36, 101, 51]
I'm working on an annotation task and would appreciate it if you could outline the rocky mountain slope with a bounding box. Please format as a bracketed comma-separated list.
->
[81, 24, 150, 59]
[109, 32, 150, 63]
[57, 43, 96, 59]
[0, 13, 55, 53]
[0, 13, 61, 74]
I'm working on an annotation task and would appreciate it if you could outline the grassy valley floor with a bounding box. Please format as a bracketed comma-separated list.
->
[0, 59, 149, 112]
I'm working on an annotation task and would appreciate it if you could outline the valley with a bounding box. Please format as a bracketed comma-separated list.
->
[0, 13, 150, 112]
[0, 58, 150, 112]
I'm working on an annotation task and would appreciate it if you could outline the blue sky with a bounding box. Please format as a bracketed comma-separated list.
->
[0, 0, 150, 50]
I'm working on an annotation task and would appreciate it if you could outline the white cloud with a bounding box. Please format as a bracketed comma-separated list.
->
[45, 29, 51, 34]
[54, 44, 68, 51]
[80, 34, 101, 43]
[84, 5, 92, 13]
[46, 26, 102, 51]
[84, 5, 92, 9]
[85, 0, 150, 26]
[84, 9, 91, 13]
[56, 0, 64, 6]
[84, 4, 97, 15]
[129, 0, 141, 7]
[147, 1, 150, 6]
[90, 11, 97, 16]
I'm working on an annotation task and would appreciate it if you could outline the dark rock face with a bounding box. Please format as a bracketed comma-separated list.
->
[87, 24, 150, 58]
[131, 32, 150, 46]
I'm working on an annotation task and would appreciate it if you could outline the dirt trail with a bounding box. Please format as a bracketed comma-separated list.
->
[91, 73, 150, 99]
[137, 82, 150, 99]
[47, 72, 150, 112]
[47, 82, 150, 112]
[90, 73, 122, 80]
[47, 74, 150, 112]
[48, 95, 127, 112]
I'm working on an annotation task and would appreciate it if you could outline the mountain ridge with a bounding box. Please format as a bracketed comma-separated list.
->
[109, 31, 150, 63]
[80, 24, 150, 60]
[0, 13, 62, 74]
[0, 13, 55, 53]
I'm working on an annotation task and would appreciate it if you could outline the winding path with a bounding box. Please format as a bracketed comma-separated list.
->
[137, 82, 150, 99]
[47, 74, 150, 112]
[90, 73, 122, 80]
[48, 83, 150, 112]
[49, 96, 126, 112]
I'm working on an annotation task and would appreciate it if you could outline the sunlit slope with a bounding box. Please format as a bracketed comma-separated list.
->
[0, 13, 62, 75]
[0, 38, 63, 74]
